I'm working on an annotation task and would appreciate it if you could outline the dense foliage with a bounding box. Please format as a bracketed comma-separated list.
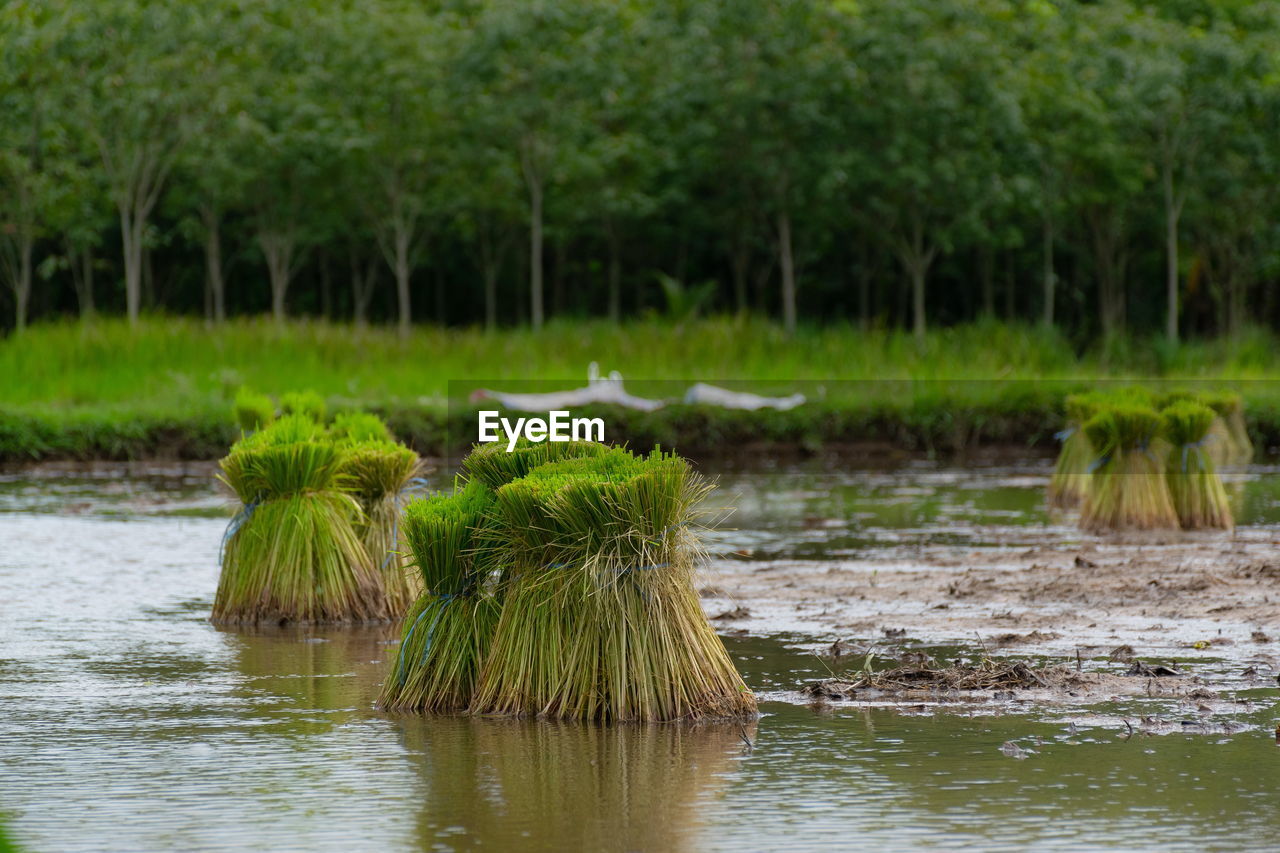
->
[1, 0, 1277, 340]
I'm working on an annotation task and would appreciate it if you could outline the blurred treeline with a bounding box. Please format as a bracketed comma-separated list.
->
[1, 0, 1277, 341]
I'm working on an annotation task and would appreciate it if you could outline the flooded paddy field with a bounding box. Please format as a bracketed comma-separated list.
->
[3, 456, 1280, 851]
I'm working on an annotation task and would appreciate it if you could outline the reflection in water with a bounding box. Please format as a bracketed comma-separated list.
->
[214, 623, 397, 731]
[397, 716, 751, 852]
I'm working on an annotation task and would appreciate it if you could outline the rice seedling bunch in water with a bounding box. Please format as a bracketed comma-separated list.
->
[1161, 401, 1233, 530]
[280, 390, 327, 422]
[461, 437, 609, 490]
[380, 479, 501, 712]
[331, 411, 393, 443]
[472, 445, 756, 722]
[1079, 405, 1178, 532]
[338, 435, 424, 614]
[213, 416, 389, 625]
[1201, 391, 1252, 465]
[1154, 388, 1197, 409]
[233, 387, 276, 433]
[1048, 392, 1104, 508]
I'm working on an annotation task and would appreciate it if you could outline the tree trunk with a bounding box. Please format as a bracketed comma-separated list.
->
[980, 247, 994, 318]
[529, 181, 544, 330]
[606, 222, 621, 324]
[552, 238, 566, 318]
[856, 252, 870, 331]
[521, 139, 545, 331]
[318, 251, 332, 320]
[13, 235, 32, 333]
[202, 207, 226, 324]
[910, 262, 926, 342]
[77, 246, 95, 320]
[434, 260, 445, 325]
[777, 209, 796, 335]
[483, 260, 498, 332]
[895, 213, 934, 343]
[1003, 251, 1015, 319]
[1162, 163, 1180, 343]
[259, 231, 296, 324]
[1087, 206, 1127, 341]
[142, 245, 155, 311]
[394, 224, 412, 340]
[119, 209, 143, 325]
[1041, 218, 1055, 327]
[731, 230, 749, 316]
[351, 250, 376, 328]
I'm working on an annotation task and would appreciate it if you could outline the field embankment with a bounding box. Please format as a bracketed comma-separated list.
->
[4, 317, 1280, 462]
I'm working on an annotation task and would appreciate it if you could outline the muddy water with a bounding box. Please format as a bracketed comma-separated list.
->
[3, 461, 1280, 851]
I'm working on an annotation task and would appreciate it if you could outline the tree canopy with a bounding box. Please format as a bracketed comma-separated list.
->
[1, 0, 1277, 342]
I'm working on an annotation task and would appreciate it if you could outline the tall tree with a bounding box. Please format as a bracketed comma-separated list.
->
[68, 1, 212, 325]
[851, 0, 1023, 341]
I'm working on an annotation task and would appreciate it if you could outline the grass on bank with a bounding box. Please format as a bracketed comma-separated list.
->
[8, 315, 1280, 409]
[5, 316, 1280, 460]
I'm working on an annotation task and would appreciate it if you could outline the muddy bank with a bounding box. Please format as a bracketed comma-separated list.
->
[702, 526, 1280, 700]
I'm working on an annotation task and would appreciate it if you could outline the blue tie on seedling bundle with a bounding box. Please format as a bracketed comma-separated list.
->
[396, 590, 467, 686]
[1180, 435, 1214, 473]
[1054, 426, 1076, 442]
[219, 496, 261, 568]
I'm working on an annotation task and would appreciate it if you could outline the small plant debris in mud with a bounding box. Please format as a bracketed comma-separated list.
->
[805, 658, 1056, 698]
[803, 653, 1197, 703]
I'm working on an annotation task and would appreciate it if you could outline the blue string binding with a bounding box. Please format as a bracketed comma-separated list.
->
[1180, 436, 1212, 473]
[395, 592, 460, 686]
[219, 497, 260, 568]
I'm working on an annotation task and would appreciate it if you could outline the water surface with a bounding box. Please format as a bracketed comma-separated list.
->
[3, 461, 1280, 851]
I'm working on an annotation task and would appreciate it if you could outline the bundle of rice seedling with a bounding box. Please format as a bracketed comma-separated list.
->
[470, 446, 756, 722]
[1161, 401, 1233, 530]
[380, 479, 501, 711]
[1078, 405, 1178, 532]
[213, 415, 390, 624]
[1201, 391, 1252, 465]
[280, 390, 327, 422]
[460, 437, 609, 490]
[339, 435, 424, 614]
[233, 387, 275, 433]
[331, 410, 393, 443]
[1048, 392, 1103, 508]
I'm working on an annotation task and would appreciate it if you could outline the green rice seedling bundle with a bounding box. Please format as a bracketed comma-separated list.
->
[460, 437, 609, 490]
[1048, 392, 1104, 509]
[280, 390, 327, 422]
[471, 446, 756, 722]
[1161, 401, 1233, 530]
[1078, 405, 1178, 532]
[337, 430, 424, 614]
[331, 410, 393, 443]
[214, 415, 389, 624]
[380, 479, 501, 711]
[233, 387, 275, 432]
[1201, 391, 1252, 465]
